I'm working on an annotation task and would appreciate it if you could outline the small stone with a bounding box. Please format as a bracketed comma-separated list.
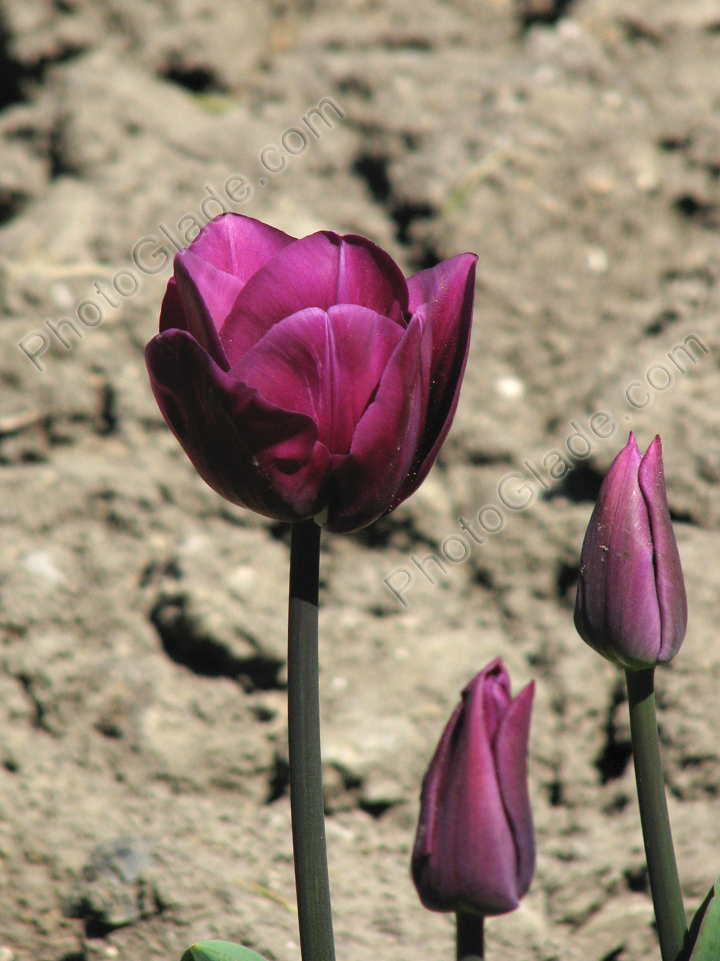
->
[66, 838, 157, 929]
[586, 247, 609, 273]
[495, 376, 525, 399]
[84, 941, 119, 959]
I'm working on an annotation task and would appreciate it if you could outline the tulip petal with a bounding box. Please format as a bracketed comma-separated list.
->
[412, 699, 464, 867]
[494, 682, 535, 899]
[638, 436, 688, 662]
[575, 434, 662, 667]
[157, 276, 186, 334]
[164, 251, 241, 368]
[392, 253, 477, 506]
[188, 212, 296, 285]
[446, 671, 520, 915]
[231, 304, 405, 460]
[334, 233, 409, 320]
[482, 662, 512, 740]
[159, 215, 298, 369]
[220, 232, 410, 366]
[145, 329, 331, 520]
[325, 310, 431, 532]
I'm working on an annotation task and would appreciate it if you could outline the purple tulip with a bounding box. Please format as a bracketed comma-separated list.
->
[574, 433, 688, 669]
[145, 214, 477, 533]
[411, 659, 535, 917]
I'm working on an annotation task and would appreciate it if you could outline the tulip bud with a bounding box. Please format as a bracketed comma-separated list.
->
[574, 433, 688, 669]
[411, 659, 535, 917]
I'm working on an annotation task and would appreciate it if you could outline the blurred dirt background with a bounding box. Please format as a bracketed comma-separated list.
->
[0, 0, 719, 959]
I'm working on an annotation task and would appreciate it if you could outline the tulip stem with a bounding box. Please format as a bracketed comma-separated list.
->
[625, 667, 686, 961]
[456, 911, 484, 960]
[288, 519, 335, 961]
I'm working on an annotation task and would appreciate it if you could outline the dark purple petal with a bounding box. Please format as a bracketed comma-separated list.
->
[638, 436, 688, 662]
[324, 311, 431, 532]
[412, 699, 464, 869]
[483, 663, 512, 740]
[494, 682, 535, 898]
[167, 250, 240, 368]
[334, 233, 410, 319]
[391, 253, 477, 507]
[188, 212, 296, 284]
[231, 304, 404, 456]
[447, 676, 519, 916]
[159, 215, 298, 369]
[220, 232, 410, 367]
[145, 329, 331, 521]
[158, 278, 185, 335]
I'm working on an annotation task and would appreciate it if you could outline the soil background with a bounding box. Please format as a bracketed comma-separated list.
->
[0, 0, 719, 959]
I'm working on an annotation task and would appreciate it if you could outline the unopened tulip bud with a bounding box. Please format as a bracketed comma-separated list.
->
[411, 658, 535, 917]
[574, 433, 687, 670]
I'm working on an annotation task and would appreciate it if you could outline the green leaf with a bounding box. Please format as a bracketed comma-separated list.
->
[688, 877, 720, 961]
[181, 942, 271, 961]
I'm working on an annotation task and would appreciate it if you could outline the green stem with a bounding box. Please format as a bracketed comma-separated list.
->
[625, 667, 686, 961]
[288, 519, 335, 961]
[456, 911, 484, 961]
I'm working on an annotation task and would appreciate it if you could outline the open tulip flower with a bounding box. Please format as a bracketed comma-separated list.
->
[412, 658, 535, 918]
[574, 433, 687, 670]
[145, 213, 477, 533]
